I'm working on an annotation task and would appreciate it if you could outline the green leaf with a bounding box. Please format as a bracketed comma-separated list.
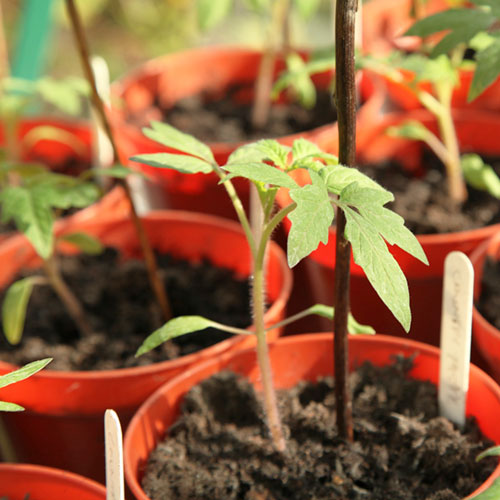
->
[470, 478, 500, 500]
[0, 358, 52, 390]
[305, 304, 375, 334]
[405, 8, 494, 41]
[462, 153, 500, 198]
[0, 186, 54, 259]
[386, 120, 434, 142]
[338, 184, 418, 332]
[319, 164, 390, 196]
[58, 232, 104, 255]
[469, 38, 500, 101]
[197, 0, 233, 30]
[476, 445, 500, 462]
[293, 0, 321, 18]
[2, 278, 37, 345]
[222, 162, 298, 188]
[142, 121, 215, 163]
[130, 153, 212, 175]
[85, 165, 142, 179]
[400, 54, 456, 85]
[348, 314, 376, 335]
[43, 181, 101, 210]
[271, 53, 322, 109]
[0, 401, 24, 412]
[291, 138, 338, 166]
[228, 139, 291, 169]
[136, 316, 219, 356]
[287, 171, 334, 268]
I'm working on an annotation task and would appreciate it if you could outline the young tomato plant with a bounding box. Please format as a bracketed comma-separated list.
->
[131, 122, 427, 451]
[196, 0, 323, 128]
[386, 0, 500, 204]
[0, 162, 105, 344]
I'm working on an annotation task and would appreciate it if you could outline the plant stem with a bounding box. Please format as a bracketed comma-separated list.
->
[434, 82, 467, 204]
[42, 256, 94, 338]
[334, 0, 357, 442]
[253, 234, 286, 452]
[65, 0, 172, 322]
[252, 0, 291, 129]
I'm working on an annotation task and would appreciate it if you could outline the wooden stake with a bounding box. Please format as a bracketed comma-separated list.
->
[333, 0, 358, 442]
[65, 0, 172, 322]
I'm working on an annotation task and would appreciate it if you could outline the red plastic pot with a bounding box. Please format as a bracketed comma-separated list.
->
[277, 109, 500, 350]
[470, 232, 500, 383]
[123, 332, 500, 500]
[0, 211, 292, 483]
[0, 463, 106, 500]
[111, 46, 382, 217]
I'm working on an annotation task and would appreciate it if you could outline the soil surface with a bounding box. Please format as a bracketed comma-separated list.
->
[476, 256, 500, 329]
[0, 248, 251, 371]
[126, 87, 337, 144]
[142, 358, 496, 500]
[362, 154, 500, 235]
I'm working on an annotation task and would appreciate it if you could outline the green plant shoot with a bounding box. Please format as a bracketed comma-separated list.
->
[0, 358, 52, 411]
[131, 121, 427, 451]
[0, 161, 135, 345]
[387, 0, 500, 203]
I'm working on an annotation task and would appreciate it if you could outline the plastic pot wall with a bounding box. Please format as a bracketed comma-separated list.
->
[0, 463, 107, 500]
[277, 109, 500, 351]
[111, 46, 382, 218]
[123, 333, 500, 500]
[0, 211, 292, 483]
[470, 233, 500, 383]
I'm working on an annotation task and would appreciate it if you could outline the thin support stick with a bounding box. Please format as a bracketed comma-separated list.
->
[65, 0, 172, 322]
[334, 0, 357, 442]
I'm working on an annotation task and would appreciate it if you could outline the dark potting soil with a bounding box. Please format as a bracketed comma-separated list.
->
[476, 257, 500, 330]
[0, 248, 251, 371]
[362, 154, 500, 235]
[142, 358, 496, 500]
[128, 87, 336, 144]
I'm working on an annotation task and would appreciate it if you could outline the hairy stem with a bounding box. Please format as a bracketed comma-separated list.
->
[253, 236, 286, 452]
[252, 0, 291, 129]
[42, 256, 94, 338]
[334, 0, 357, 442]
[65, 0, 172, 322]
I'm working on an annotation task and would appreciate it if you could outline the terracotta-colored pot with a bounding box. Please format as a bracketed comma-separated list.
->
[276, 109, 500, 351]
[0, 211, 292, 483]
[110, 46, 382, 218]
[0, 463, 107, 500]
[470, 232, 500, 383]
[123, 333, 500, 500]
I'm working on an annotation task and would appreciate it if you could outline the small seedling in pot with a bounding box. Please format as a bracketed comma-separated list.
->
[472, 446, 500, 499]
[0, 162, 105, 343]
[131, 118, 427, 450]
[196, 0, 323, 128]
[385, 0, 500, 204]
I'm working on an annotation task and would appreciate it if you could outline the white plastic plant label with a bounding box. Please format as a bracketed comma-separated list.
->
[438, 251, 474, 429]
[105, 409, 124, 500]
